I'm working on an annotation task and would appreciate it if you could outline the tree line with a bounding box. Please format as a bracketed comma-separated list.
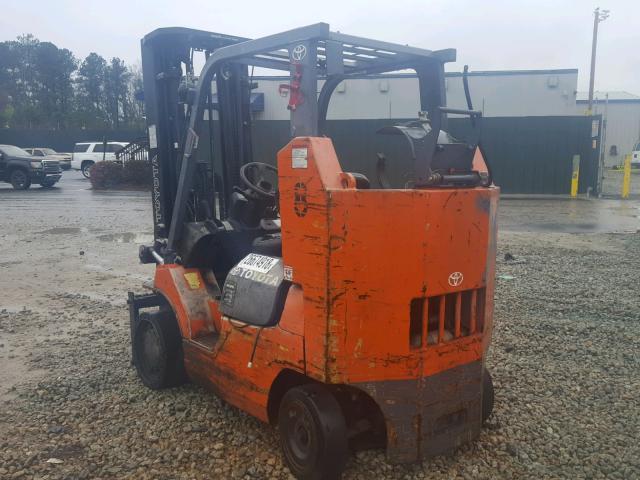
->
[0, 34, 144, 130]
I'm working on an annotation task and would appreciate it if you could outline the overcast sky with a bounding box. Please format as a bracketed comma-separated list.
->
[2, 0, 638, 93]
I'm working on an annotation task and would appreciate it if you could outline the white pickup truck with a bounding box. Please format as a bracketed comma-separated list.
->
[632, 141, 640, 168]
[71, 141, 128, 178]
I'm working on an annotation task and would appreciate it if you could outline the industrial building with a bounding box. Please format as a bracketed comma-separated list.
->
[252, 68, 580, 119]
[250, 69, 640, 168]
[578, 91, 640, 167]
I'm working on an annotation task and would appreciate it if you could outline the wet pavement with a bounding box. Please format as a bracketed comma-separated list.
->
[499, 197, 640, 234]
[2, 170, 639, 236]
[0, 170, 153, 308]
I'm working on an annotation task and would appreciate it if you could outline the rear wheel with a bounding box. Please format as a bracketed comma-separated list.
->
[278, 384, 348, 480]
[132, 310, 186, 389]
[10, 169, 31, 190]
[40, 179, 57, 188]
[81, 161, 94, 178]
[482, 368, 495, 423]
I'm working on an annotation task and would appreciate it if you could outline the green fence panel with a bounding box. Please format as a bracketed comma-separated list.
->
[1, 115, 600, 195]
[248, 116, 600, 194]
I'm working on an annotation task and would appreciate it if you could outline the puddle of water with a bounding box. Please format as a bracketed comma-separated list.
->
[0, 260, 22, 267]
[39, 227, 87, 234]
[39, 227, 104, 235]
[96, 232, 153, 244]
[1, 305, 33, 313]
[517, 221, 637, 234]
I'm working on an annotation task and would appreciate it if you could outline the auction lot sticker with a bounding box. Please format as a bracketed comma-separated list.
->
[237, 254, 279, 273]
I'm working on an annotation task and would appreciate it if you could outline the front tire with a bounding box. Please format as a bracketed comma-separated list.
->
[132, 310, 186, 389]
[40, 180, 57, 188]
[278, 384, 348, 480]
[10, 169, 31, 190]
[81, 161, 94, 178]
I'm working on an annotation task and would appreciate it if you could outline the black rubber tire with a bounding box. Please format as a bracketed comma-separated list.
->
[132, 310, 186, 389]
[40, 180, 57, 188]
[278, 384, 348, 480]
[81, 161, 94, 178]
[10, 169, 31, 190]
[482, 368, 495, 423]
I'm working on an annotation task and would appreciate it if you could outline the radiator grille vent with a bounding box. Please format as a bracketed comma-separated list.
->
[409, 288, 485, 349]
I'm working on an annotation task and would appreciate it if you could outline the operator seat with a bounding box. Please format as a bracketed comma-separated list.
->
[252, 234, 282, 257]
[251, 218, 282, 256]
[348, 172, 370, 189]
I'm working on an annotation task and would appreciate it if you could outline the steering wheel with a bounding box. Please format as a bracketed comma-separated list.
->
[239, 162, 278, 198]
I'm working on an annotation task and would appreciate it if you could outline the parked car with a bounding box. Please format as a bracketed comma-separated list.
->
[71, 141, 128, 178]
[0, 144, 62, 190]
[24, 147, 72, 170]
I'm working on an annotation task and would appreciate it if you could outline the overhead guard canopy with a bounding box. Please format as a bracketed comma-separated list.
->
[163, 23, 459, 253]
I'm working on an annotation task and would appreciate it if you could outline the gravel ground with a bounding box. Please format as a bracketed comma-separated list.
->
[1, 172, 639, 479]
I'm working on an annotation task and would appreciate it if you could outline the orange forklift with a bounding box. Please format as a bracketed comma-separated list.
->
[128, 24, 498, 479]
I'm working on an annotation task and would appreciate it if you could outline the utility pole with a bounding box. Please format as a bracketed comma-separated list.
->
[587, 7, 610, 115]
[597, 93, 608, 196]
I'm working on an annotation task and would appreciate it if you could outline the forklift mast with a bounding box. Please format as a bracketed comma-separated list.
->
[140, 28, 249, 240]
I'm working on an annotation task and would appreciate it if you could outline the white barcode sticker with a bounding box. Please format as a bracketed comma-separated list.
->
[237, 253, 279, 273]
[292, 148, 308, 168]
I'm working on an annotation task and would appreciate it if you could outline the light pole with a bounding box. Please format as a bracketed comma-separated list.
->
[587, 7, 610, 115]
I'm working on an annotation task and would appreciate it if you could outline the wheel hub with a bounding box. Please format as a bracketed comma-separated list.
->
[287, 403, 314, 461]
[14, 171, 26, 187]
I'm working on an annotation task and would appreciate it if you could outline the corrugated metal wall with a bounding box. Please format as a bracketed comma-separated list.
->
[448, 116, 601, 194]
[580, 101, 640, 167]
[248, 116, 601, 195]
[0, 114, 601, 195]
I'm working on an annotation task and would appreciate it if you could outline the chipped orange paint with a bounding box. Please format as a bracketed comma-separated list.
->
[153, 136, 498, 431]
[155, 266, 214, 339]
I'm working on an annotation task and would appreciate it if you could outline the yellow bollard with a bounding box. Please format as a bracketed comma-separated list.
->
[622, 154, 631, 199]
[570, 155, 580, 197]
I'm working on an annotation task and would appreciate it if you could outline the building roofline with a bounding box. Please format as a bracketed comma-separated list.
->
[251, 68, 578, 81]
[576, 99, 640, 104]
[447, 68, 578, 77]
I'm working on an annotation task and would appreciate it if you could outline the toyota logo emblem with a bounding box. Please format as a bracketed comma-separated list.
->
[291, 44, 307, 62]
[448, 272, 464, 287]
